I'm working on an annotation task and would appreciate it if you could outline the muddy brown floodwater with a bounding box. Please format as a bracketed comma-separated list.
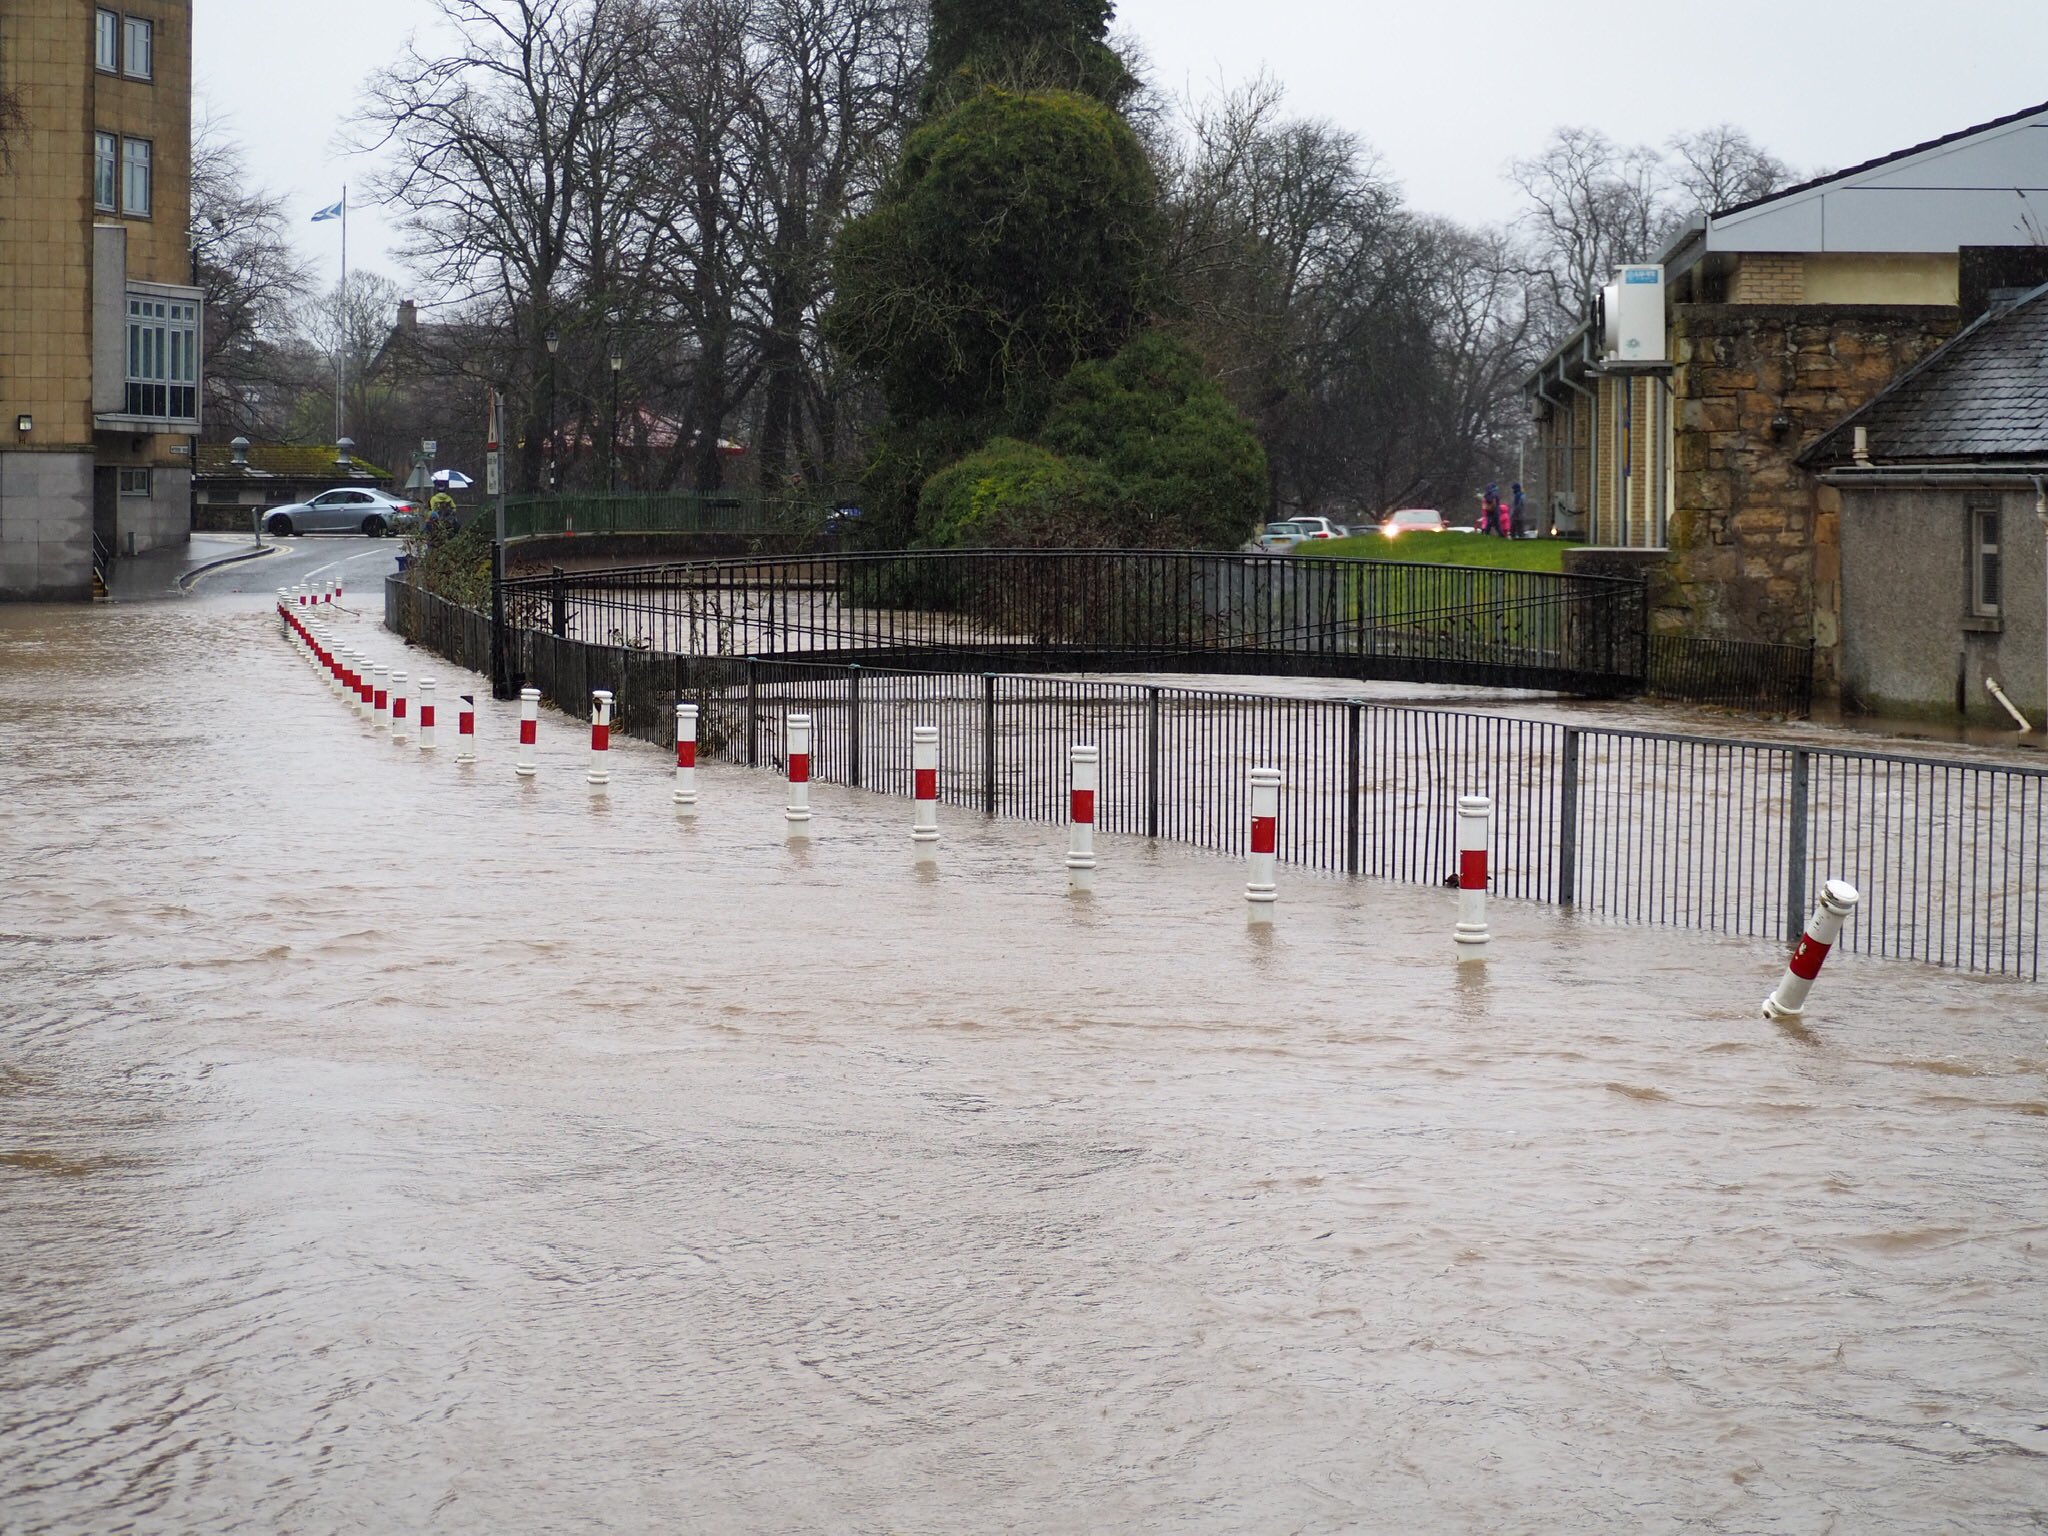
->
[4, 594, 2047, 1534]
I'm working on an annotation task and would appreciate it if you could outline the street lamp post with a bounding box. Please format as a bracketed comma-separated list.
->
[544, 325, 560, 492]
[608, 341, 623, 494]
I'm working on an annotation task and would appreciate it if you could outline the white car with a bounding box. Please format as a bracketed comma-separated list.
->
[1245, 520, 1312, 554]
[262, 487, 419, 537]
[1288, 516, 1346, 540]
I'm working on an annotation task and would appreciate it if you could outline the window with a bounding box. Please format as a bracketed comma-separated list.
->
[93, 131, 118, 210]
[118, 468, 152, 497]
[95, 9, 119, 71]
[121, 137, 150, 216]
[1971, 502, 2001, 618]
[122, 16, 152, 80]
[124, 294, 198, 421]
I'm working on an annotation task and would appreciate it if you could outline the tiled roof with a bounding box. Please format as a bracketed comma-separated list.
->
[1802, 284, 2048, 465]
[192, 443, 389, 480]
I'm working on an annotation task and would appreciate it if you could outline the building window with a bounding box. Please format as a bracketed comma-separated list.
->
[93, 131, 118, 211]
[95, 8, 119, 71]
[118, 468, 152, 497]
[122, 16, 152, 80]
[1971, 502, 2001, 618]
[124, 295, 198, 421]
[121, 137, 150, 216]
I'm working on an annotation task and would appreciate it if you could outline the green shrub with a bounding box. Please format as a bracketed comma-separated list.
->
[916, 437, 1118, 547]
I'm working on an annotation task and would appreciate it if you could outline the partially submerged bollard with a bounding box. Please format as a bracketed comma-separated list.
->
[1246, 766, 1280, 920]
[390, 670, 410, 743]
[516, 686, 540, 777]
[1763, 880, 1861, 1020]
[1066, 743, 1098, 892]
[455, 694, 477, 764]
[1455, 794, 1492, 947]
[417, 677, 436, 750]
[588, 689, 614, 787]
[673, 702, 698, 810]
[911, 725, 939, 854]
[372, 664, 391, 732]
[784, 712, 812, 837]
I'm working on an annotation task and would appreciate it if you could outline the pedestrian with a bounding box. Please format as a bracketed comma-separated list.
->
[426, 474, 459, 548]
[1481, 483, 1508, 538]
[1510, 481, 1527, 540]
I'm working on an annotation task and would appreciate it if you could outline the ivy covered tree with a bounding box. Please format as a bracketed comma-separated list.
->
[923, 0, 1131, 109]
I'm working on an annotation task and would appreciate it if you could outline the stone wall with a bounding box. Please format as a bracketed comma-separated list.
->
[1662, 304, 1960, 690]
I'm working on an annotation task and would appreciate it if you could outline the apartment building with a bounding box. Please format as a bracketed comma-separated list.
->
[1, 0, 199, 600]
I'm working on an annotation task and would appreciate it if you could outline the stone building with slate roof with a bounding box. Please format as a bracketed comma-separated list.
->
[189, 439, 390, 533]
[1800, 284, 2048, 722]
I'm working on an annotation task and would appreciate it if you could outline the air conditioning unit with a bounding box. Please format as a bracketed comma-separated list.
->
[1599, 264, 1666, 366]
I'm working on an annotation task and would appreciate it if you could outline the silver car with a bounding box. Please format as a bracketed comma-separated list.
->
[262, 487, 419, 537]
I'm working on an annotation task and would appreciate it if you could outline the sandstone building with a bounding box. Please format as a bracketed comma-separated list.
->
[1, 0, 200, 600]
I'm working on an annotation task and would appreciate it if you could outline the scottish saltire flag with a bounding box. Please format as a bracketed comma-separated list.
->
[310, 200, 343, 222]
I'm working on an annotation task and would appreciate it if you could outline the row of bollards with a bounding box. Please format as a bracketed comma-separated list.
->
[276, 598, 1861, 1014]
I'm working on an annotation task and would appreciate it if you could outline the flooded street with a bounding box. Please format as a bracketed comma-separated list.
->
[4, 593, 2047, 1533]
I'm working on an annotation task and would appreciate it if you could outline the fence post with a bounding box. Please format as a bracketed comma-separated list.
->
[551, 566, 567, 637]
[848, 664, 863, 789]
[1558, 726, 1582, 906]
[746, 656, 760, 768]
[1785, 747, 1811, 944]
[489, 540, 510, 700]
[1345, 700, 1363, 877]
[1145, 686, 1161, 839]
[982, 672, 997, 816]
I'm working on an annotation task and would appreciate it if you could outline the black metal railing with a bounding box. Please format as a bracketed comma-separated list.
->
[502, 491, 827, 542]
[1649, 633, 1813, 716]
[390, 576, 2048, 981]
[497, 549, 1650, 695]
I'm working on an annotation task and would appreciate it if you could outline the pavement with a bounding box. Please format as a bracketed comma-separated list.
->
[104, 532, 279, 601]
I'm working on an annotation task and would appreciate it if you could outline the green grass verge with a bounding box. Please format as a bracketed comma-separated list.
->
[1307, 531, 1570, 573]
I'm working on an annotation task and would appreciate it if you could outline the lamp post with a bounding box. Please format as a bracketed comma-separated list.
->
[608, 341, 623, 494]
[544, 325, 560, 492]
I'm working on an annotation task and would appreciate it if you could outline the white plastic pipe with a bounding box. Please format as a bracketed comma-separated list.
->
[785, 713, 812, 835]
[516, 686, 540, 777]
[1455, 794, 1492, 946]
[673, 702, 698, 809]
[1246, 766, 1280, 916]
[1763, 880, 1860, 1020]
[416, 677, 436, 750]
[1067, 743, 1099, 891]
[588, 689, 614, 786]
[389, 670, 410, 743]
[911, 725, 940, 851]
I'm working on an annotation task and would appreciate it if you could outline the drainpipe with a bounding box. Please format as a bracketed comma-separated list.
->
[2036, 475, 2047, 724]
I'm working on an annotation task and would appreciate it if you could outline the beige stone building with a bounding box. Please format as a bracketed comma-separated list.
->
[1, 0, 200, 600]
[1525, 100, 2048, 697]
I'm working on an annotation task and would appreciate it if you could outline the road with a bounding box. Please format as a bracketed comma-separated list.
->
[194, 532, 408, 599]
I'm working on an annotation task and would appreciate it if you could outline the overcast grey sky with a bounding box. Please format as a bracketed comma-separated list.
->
[194, 0, 2048, 302]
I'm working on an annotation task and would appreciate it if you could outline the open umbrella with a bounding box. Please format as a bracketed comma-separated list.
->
[432, 469, 475, 490]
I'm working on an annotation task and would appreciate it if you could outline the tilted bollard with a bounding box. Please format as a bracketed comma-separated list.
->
[784, 713, 812, 836]
[516, 686, 540, 777]
[1455, 794, 1492, 947]
[372, 665, 391, 733]
[588, 689, 614, 787]
[417, 677, 436, 750]
[673, 702, 698, 810]
[390, 670, 410, 743]
[1246, 766, 1280, 918]
[456, 693, 476, 764]
[911, 725, 939, 853]
[348, 650, 367, 712]
[1763, 880, 1860, 1020]
[1067, 743, 1099, 891]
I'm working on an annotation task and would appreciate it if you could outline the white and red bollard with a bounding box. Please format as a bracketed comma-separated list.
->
[673, 702, 698, 810]
[1067, 743, 1099, 891]
[516, 686, 540, 777]
[784, 713, 812, 837]
[587, 689, 614, 787]
[1455, 794, 1492, 947]
[334, 580, 344, 607]
[911, 725, 940, 855]
[1246, 766, 1280, 920]
[417, 677, 436, 750]
[456, 693, 476, 764]
[347, 650, 366, 712]
[373, 664, 392, 731]
[353, 652, 371, 713]
[1763, 880, 1861, 1020]
[390, 670, 410, 743]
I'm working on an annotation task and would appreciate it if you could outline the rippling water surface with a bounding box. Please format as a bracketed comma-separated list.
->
[3, 596, 2046, 1534]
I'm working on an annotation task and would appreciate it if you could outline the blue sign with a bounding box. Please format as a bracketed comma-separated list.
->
[1624, 268, 1660, 284]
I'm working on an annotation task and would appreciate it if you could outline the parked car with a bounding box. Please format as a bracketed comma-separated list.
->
[1378, 508, 1448, 537]
[262, 487, 419, 537]
[1245, 520, 1312, 553]
[1288, 516, 1346, 540]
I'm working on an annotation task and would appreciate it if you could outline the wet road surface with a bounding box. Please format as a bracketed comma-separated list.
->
[3, 594, 2046, 1533]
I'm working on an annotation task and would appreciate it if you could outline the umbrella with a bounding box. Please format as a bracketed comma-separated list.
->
[432, 469, 475, 490]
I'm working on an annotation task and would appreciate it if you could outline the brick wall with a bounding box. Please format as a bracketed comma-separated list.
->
[1730, 254, 1806, 305]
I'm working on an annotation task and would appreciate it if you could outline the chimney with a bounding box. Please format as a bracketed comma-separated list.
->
[1852, 426, 1871, 467]
[336, 436, 355, 468]
[230, 435, 250, 466]
[398, 299, 418, 333]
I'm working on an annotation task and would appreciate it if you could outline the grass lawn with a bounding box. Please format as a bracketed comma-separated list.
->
[1307, 531, 1570, 573]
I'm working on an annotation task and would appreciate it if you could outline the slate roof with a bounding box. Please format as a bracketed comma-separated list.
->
[191, 443, 390, 482]
[1802, 283, 2048, 466]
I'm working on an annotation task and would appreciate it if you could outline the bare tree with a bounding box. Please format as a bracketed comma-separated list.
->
[1508, 126, 1671, 339]
[1667, 124, 1792, 215]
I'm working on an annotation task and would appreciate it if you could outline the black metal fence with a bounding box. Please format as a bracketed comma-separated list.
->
[498, 548, 1650, 695]
[1649, 633, 1813, 716]
[502, 491, 825, 541]
[388, 577, 2048, 980]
